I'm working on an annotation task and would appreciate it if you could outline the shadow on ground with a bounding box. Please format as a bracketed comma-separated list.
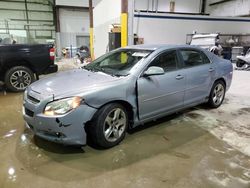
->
[15, 109, 211, 181]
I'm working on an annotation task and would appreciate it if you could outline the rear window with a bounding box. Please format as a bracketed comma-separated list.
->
[180, 50, 210, 67]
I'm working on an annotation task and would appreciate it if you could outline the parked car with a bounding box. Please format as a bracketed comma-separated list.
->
[0, 44, 58, 91]
[235, 48, 250, 70]
[190, 33, 218, 50]
[23, 45, 233, 148]
[190, 33, 223, 56]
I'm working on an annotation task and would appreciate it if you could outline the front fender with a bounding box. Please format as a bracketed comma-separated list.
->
[84, 78, 137, 110]
[83, 80, 139, 126]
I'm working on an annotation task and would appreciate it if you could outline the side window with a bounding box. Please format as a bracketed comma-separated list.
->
[150, 50, 178, 72]
[180, 50, 210, 67]
[201, 52, 211, 64]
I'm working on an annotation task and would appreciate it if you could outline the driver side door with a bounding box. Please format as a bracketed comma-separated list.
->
[137, 50, 186, 121]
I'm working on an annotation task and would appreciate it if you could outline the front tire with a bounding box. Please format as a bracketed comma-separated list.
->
[89, 103, 128, 149]
[4, 66, 35, 92]
[208, 80, 226, 108]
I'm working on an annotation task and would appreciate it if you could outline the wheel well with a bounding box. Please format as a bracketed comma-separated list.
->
[101, 100, 134, 126]
[84, 100, 135, 137]
[3, 61, 34, 75]
[215, 78, 226, 87]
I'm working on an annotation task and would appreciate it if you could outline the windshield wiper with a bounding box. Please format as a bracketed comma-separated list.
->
[83, 66, 103, 72]
[82, 66, 94, 72]
[83, 66, 128, 77]
[109, 73, 129, 77]
[83, 65, 109, 75]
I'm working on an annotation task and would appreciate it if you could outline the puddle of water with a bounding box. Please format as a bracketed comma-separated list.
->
[0, 93, 249, 188]
[238, 107, 250, 115]
[13, 115, 206, 181]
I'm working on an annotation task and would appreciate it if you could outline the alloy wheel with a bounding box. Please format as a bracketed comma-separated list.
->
[103, 108, 127, 142]
[212, 83, 225, 106]
[10, 70, 32, 90]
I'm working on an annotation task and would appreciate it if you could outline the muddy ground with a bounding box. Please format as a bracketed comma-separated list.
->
[0, 63, 249, 188]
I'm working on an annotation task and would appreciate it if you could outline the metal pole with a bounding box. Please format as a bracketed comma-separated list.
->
[24, 0, 30, 43]
[5, 20, 9, 34]
[128, 0, 134, 45]
[70, 45, 72, 58]
[54, 1, 61, 58]
[147, 0, 149, 12]
[121, 0, 128, 47]
[89, 0, 94, 60]
[54, 0, 60, 33]
[201, 0, 206, 14]
[156, 0, 158, 12]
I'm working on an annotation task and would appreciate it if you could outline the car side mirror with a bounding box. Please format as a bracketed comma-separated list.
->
[144, 66, 164, 76]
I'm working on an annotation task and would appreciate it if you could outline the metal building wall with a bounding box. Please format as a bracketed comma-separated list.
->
[58, 7, 90, 49]
[0, 0, 55, 44]
[56, 0, 101, 7]
[134, 0, 201, 13]
[93, 0, 121, 58]
[206, 0, 250, 17]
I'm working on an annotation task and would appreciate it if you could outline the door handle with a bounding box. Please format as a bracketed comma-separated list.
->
[209, 68, 215, 72]
[175, 75, 184, 80]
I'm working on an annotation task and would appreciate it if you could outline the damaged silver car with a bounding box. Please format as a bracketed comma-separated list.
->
[23, 45, 233, 148]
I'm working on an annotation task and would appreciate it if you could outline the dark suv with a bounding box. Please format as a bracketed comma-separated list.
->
[0, 44, 58, 92]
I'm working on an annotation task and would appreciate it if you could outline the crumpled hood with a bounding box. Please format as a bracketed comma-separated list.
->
[29, 69, 122, 97]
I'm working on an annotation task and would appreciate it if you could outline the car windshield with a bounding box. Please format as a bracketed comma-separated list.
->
[83, 49, 152, 76]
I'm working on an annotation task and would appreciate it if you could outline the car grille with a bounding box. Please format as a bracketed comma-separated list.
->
[25, 108, 34, 117]
[27, 95, 40, 104]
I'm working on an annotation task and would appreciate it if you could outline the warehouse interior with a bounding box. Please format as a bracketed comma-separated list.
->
[0, 0, 250, 188]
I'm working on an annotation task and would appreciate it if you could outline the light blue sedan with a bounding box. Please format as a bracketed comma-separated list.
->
[23, 45, 233, 148]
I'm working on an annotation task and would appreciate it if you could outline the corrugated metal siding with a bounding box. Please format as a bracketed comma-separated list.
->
[0, 0, 55, 44]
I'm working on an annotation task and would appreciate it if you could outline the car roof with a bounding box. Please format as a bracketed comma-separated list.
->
[124, 44, 200, 51]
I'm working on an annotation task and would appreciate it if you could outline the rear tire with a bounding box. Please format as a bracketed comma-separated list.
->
[88, 103, 128, 149]
[208, 80, 226, 108]
[4, 66, 35, 92]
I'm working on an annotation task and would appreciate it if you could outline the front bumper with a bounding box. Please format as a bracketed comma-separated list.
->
[23, 91, 97, 145]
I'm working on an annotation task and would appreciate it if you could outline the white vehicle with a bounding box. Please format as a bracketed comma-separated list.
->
[190, 34, 222, 55]
[236, 49, 250, 70]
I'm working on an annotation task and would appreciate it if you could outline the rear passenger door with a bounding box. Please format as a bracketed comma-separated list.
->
[178, 49, 216, 106]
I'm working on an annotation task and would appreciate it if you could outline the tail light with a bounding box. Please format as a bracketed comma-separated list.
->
[49, 48, 55, 61]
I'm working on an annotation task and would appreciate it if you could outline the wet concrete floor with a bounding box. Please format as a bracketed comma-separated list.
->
[0, 71, 250, 188]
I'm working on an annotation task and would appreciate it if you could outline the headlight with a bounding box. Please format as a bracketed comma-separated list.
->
[44, 96, 82, 116]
